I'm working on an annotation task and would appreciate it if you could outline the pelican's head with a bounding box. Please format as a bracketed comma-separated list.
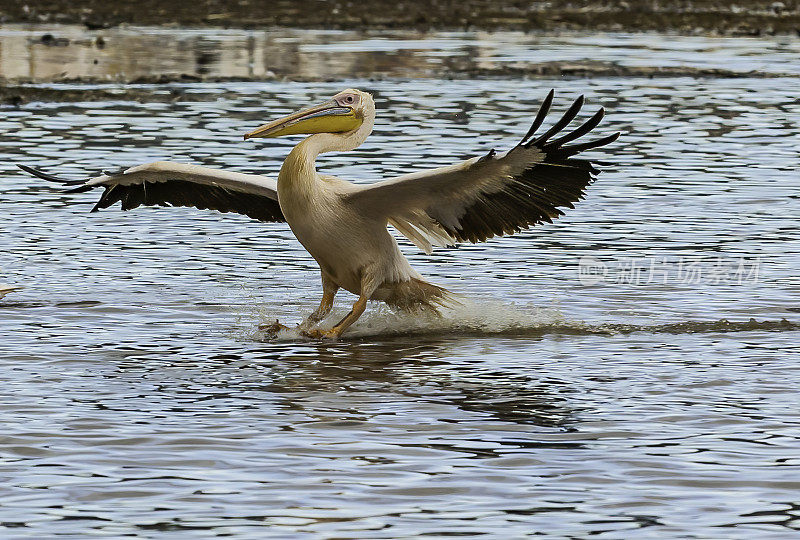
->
[244, 89, 374, 141]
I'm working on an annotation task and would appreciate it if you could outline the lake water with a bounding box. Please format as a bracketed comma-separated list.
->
[1, 26, 800, 538]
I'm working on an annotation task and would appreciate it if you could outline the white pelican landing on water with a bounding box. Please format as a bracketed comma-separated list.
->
[19, 89, 619, 339]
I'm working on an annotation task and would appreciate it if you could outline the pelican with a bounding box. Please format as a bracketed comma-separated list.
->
[19, 89, 619, 338]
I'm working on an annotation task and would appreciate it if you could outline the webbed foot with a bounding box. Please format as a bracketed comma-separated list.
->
[300, 327, 341, 340]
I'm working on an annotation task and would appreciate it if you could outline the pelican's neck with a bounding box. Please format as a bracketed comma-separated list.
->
[279, 137, 316, 192]
[277, 134, 332, 198]
[277, 129, 368, 196]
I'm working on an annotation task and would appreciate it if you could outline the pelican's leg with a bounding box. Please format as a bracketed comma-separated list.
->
[330, 295, 368, 336]
[297, 276, 339, 332]
[303, 295, 367, 340]
[304, 273, 376, 340]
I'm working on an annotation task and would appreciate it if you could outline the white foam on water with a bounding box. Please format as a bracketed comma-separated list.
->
[250, 296, 572, 341]
[234, 292, 800, 343]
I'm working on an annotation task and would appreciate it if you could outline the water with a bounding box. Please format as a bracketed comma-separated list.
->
[2, 27, 800, 538]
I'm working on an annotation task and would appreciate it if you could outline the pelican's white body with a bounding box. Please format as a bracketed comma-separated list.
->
[278, 135, 422, 301]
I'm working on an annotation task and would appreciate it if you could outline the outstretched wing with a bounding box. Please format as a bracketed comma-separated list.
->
[18, 161, 284, 223]
[347, 90, 619, 253]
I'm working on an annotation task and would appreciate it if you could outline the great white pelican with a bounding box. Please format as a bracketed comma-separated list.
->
[19, 89, 619, 339]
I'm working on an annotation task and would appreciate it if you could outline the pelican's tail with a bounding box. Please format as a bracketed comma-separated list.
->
[383, 278, 457, 314]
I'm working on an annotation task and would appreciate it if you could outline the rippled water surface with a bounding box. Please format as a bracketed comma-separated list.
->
[2, 28, 800, 538]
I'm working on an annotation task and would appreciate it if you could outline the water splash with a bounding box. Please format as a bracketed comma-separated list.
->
[347, 298, 570, 339]
[250, 298, 799, 341]
[248, 297, 566, 341]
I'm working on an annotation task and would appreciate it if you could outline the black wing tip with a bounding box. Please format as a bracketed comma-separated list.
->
[559, 131, 622, 158]
[18, 164, 89, 186]
[18, 164, 59, 182]
[588, 107, 606, 125]
[587, 130, 622, 148]
[542, 107, 608, 151]
[603, 130, 622, 148]
[520, 89, 556, 145]
[519, 90, 619, 157]
[65, 184, 95, 194]
[529, 93, 587, 147]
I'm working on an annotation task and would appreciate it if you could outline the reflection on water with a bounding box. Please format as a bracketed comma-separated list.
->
[1, 32, 800, 537]
[1, 24, 800, 81]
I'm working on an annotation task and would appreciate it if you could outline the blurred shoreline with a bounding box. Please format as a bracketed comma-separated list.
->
[1, 7, 798, 103]
[2, 0, 798, 36]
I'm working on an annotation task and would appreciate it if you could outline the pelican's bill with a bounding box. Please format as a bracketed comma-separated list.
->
[244, 99, 361, 139]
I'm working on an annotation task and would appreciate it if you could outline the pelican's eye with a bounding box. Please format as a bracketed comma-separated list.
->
[336, 94, 359, 107]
